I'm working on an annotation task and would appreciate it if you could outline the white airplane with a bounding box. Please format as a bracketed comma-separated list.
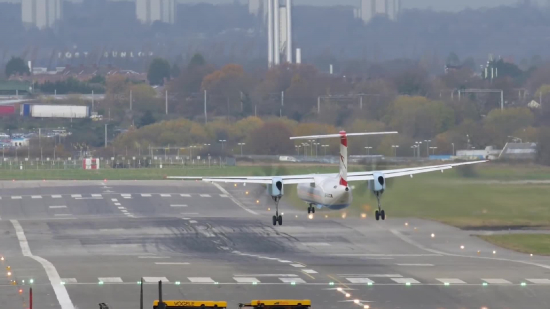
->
[169, 131, 486, 226]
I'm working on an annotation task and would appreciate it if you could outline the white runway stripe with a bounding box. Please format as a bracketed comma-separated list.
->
[114, 203, 121, 206]
[526, 279, 550, 284]
[138, 256, 170, 259]
[302, 269, 318, 274]
[11, 196, 21, 199]
[170, 205, 188, 207]
[188, 277, 215, 283]
[339, 274, 402, 278]
[346, 278, 374, 284]
[111, 199, 118, 202]
[233, 277, 260, 283]
[436, 278, 466, 284]
[52, 195, 62, 198]
[91, 194, 102, 197]
[391, 278, 420, 284]
[154, 262, 190, 265]
[397, 264, 434, 267]
[290, 264, 305, 268]
[31, 195, 42, 199]
[141, 194, 152, 197]
[143, 277, 169, 283]
[482, 278, 512, 284]
[219, 194, 228, 197]
[71, 194, 82, 198]
[49, 206, 67, 209]
[161, 194, 171, 197]
[61, 278, 77, 284]
[279, 278, 306, 284]
[180, 194, 191, 197]
[98, 277, 123, 283]
[200, 194, 211, 197]
[54, 214, 73, 217]
[121, 194, 131, 197]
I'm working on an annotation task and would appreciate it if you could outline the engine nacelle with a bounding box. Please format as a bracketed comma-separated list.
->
[368, 172, 386, 193]
[267, 177, 284, 197]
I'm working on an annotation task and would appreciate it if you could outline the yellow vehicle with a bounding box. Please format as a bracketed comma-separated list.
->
[153, 300, 227, 309]
[238, 299, 311, 309]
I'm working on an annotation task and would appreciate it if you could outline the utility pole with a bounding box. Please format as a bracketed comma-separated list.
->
[165, 90, 168, 115]
[91, 90, 94, 113]
[130, 90, 132, 111]
[204, 90, 207, 124]
[140, 278, 143, 309]
[104, 124, 108, 148]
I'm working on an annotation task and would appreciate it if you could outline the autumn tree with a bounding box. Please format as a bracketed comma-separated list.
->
[246, 121, 294, 155]
[147, 58, 171, 86]
[483, 107, 534, 147]
[201, 64, 252, 118]
[5, 57, 29, 77]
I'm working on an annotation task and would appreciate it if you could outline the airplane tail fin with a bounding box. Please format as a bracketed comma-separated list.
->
[290, 131, 398, 187]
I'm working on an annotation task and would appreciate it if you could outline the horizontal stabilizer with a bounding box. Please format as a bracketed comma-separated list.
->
[290, 131, 398, 140]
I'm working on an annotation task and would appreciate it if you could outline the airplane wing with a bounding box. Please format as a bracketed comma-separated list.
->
[167, 174, 315, 184]
[346, 160, 487, 181]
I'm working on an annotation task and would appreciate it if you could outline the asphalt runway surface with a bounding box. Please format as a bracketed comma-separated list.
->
[0, 180, 549, 309]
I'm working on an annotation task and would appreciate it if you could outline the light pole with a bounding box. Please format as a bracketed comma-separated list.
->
[321, 144, 329, 156]
[218, 140, 226, 151]
[424, 140, 431, 157]
[189, 145, 196, 159]
[302, 143, 309, 157]
[237, 143, 246, 155]
[364, 146, 372, 155]
[451, 143, 455, 156]
[411, 145, 416, 157]
[295, 145, 301, 156]
[429, 146, 438, 155]
[392, 145, 399, 157]
[415, 141, 422, 157]
[314, 142, 320, 157]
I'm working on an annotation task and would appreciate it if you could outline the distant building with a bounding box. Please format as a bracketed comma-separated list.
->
[22, 0, 63, 29]
[136, 0, 175, 24]
[359, 0, 400, 24]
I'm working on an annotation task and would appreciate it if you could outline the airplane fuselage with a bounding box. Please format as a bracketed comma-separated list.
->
[296, 175, 352, 210]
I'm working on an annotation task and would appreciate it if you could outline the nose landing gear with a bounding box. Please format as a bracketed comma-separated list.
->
[374, 191, 386, 221]
[272, 196, 283, 226]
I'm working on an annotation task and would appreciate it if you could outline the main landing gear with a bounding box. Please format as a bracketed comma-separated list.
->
[272, 196, 283, 226]
[374, 191, 386, 221]
[307, 204, 316, 214]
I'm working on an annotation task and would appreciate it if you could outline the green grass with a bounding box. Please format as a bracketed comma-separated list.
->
[286, 167, 550, 229]
[478, 234, 550, 256]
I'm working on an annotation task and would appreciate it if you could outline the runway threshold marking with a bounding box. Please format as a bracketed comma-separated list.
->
[527, 279, 550, 284]
[482, 278, 512, 284]
[143, 277, 169, 283]
[10, 220, 75, 309]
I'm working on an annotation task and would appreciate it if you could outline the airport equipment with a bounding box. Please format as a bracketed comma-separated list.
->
[239, 299, 311, 308]
[153, 300, 227, 308]
[20, 104, 91, 118]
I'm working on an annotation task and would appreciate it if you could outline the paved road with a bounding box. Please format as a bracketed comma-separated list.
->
[0, 180, 549, 309]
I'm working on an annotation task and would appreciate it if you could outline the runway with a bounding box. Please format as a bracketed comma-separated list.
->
[0, 180, 549, 309]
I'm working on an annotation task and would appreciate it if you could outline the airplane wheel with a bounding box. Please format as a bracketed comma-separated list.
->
[381, 210, 386, 220]
[278, 215, 283, 225]
[312, 207, 315, 214]
[272, 215, 277, 226]
[375, 210, 380, 221]
[307, 207, 311, 214]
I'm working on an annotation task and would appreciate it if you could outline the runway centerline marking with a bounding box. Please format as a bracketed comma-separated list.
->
[397, 263, 434, 267]
[49, 206, 67, 209]
[234, 274, 298, 277]
[526, 279, 550, 284]
[52, 195, 62, 198]
[170, 204, 188, 207]
[346, 278, 374, 284]
[11, 196, 21, 199]
[10, 220, 75, 309]
[31, 195, 42, 199]
[280, 278, 306, 284]
[155, 262, 190, 265]
[71, 194, 82, 198]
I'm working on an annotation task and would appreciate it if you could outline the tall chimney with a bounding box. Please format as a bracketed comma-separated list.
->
[273, 0, 280, 65]
[296, 48, 301, 64]
[286, 0, 292, 63]
[267, 0, 273, 68]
